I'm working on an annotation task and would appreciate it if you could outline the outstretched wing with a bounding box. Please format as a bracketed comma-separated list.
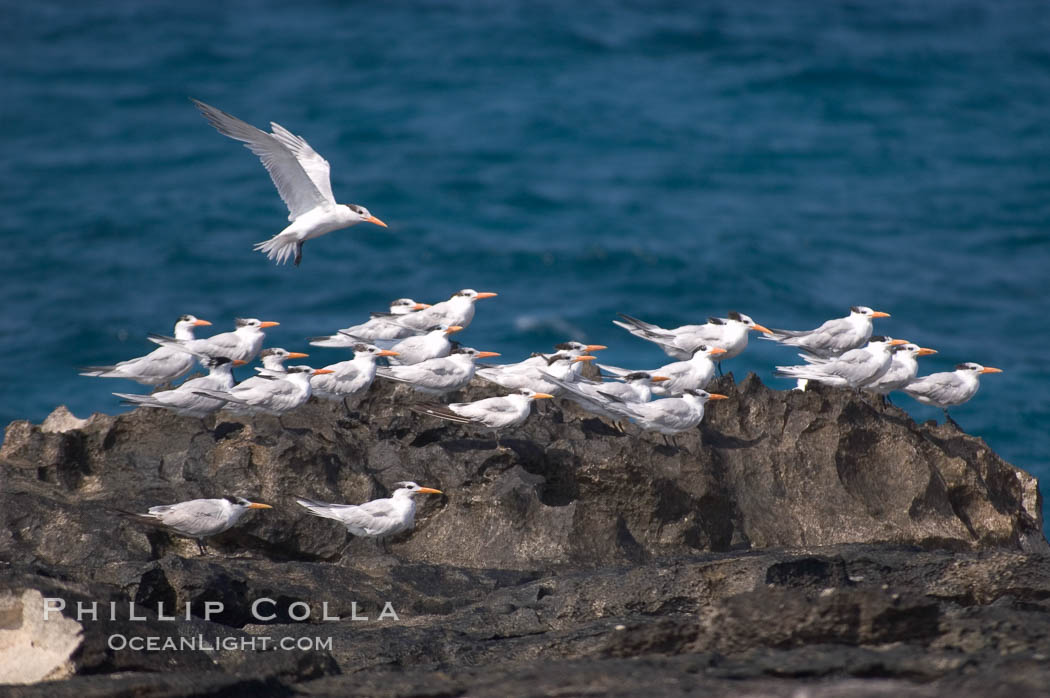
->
[268, 121, 336, 204]
[192, 99, 328, 221]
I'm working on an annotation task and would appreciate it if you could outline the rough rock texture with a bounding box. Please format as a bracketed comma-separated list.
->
[1, 374, 1047, 696]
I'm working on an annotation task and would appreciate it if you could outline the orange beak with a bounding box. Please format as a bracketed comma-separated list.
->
[917, 348, 937, 356]
[193, 319, 212, 327]
[474, 292, 498, 300]
[287, 352, 309, 359]
[247, 502, 272, 509]
[584, 344, 608, 352]
[531, 393, 555, 400]
[980, 367, 1003, 374]
[233, 360, 248, 366]
[708, 393, 729, 400]
[377, 350, 400, 357]
[445, 325, 464, 335]
[871, 311, 891, 319]
[651, 376, 670, 382]
[751, 323, 772, 334]
[573, 355, 596, 363]
[475, 351, 501, 359]
[412, 303, 431, 310]
[259, 321, 280, 328]
[312, 368, 335, 375]
[889, 339, 908, 346]
[366, 215, 388, 228]
[709, 347, 728, 356]
[416, 487, 443, 495]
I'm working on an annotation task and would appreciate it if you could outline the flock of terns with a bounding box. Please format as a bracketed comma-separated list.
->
[80, 100, 1002, 556]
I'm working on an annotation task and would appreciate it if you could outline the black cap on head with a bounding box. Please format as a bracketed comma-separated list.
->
[727, 311, 741, 321]
[870, 335, 887, 343]
[707, 317, 724, 325]
[622, 372, 651, 381]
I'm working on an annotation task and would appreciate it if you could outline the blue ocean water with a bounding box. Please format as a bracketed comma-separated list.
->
[3, 1, 1048, 529]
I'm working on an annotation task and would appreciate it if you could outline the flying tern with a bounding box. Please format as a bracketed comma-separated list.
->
[774, 337, 907, 389]
[410, 389, 554, 447]
[114, 356, 245, 418]
[614, 311, 771, 361]
[80, 314, 212, 386]
[599, 344, 727, 396]
[119, 495, 271, 555]
[192, 99, 388, 266]
[296, 482, 443, 553]
[904, 362, 1002, 422]
[309, 299, 430, 347]
[376, 347, 499, 397]
[149, 317, 278, 363]
[762, 306, 890, 358]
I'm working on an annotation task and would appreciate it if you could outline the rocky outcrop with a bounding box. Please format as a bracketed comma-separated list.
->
[1, 373, 1047, 695]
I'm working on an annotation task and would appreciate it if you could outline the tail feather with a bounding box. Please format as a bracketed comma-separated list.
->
[113, 392, 161, 407]
[408, 402, 473, 424]
[191, 389, 245, 404]
[254, 234, 301, 265]
[596, 363, 631, 378]
[80, 365, 118, 377]
[309, 335, 354, 348]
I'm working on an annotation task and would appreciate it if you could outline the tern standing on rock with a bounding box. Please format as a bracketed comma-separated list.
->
[192, 99, 388, 266]
[763, 306, 890, 359]
[377, 347, 500, 397]
[80, 314, 212, 386]
[309, 298, 430, 346]
[410, 389, 554, 448]
[114, 356, 245, 418]
[614, 311, 771, 361]
[600, 344, 727, 396]
[149, 317, 278, 364]
[296, 482, 443, 554]
[119, 496, 272, 555]
[380, 289, 497, 332]
[904, 363, 1003, 423]
[597, 388, 728, 448]
[311, 344, 399, 406]
[774, 337, 907, 390]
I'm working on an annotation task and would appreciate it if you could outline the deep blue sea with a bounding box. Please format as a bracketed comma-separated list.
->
[3, 1, 1048, 530]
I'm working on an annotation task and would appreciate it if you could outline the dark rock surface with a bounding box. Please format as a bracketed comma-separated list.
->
[1, 374, 1048, 696]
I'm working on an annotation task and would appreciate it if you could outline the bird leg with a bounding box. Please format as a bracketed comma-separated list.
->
[294, 242, 303, 267]
[717, 362, 724, 377]
[197, 539, 208, 556]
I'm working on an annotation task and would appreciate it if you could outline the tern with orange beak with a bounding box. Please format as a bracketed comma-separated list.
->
[543, 371, 668, 427]
[118, 495, 272, 555]
[114, 356, 245, 418]
[192, 99, 388, 266]
[476, 342, 605, 394]
[380, 289, 497, 332]
[904, 362, 1003, 422]
[311, 343, 399, 405]
[763, 306, 890, 358]
[192, 365, 333, 416]
[363, 324, 463, 365]
[775, 337, 908, 389]
[410, 389, 554, 448]
[596, 388, 729, 448]
[296, 482, 443, 554]
[600, 344, 727, 395]
[866, 343, 938, 397]
[614, 311, 771, 362]
[149, 317, 279, 364]
[81, 314, 212, 386]
[377, 347, 500, 397]
[309, 298, 430, 346]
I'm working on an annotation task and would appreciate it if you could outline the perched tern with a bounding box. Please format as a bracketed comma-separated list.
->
[599, 344, 727, 396]
[544, 371, 668, 426]
[377, 347, 499, 397]
[296, 482, 443, 553]
[410, 389, 554, 447]
[475, 342, 604, 394]
[904, 362, 1002, 422]
[149, 317, 278, 363]
[80, 314, 212, 386]
[363, 325, 462, 365]
[774, 337, 907, 389]
[598, 388, 728, 448]
[192, 99, 387, 266]
[378, 289, 497, 332]
[614, 311, 771, 361]
[114, 356, 244, 418]
[763, 306, 890, 358]
[119, 495, 271, 555]
[193, 365, 332, 416]
[311, 343, 399, 404]
[865, 344, 937, 397]
[309, 299, 430, 347]
[253, 347, 310, 374]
